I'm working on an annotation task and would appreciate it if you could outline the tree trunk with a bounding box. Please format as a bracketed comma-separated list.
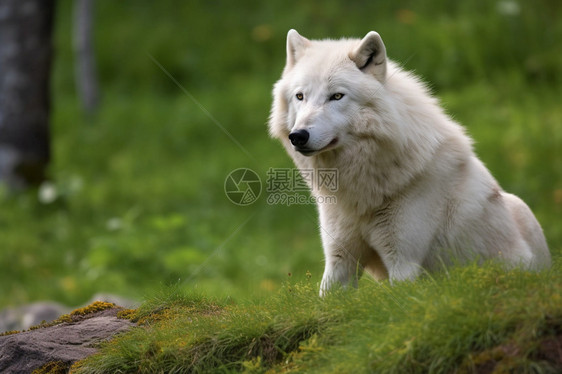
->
[73, 0, 98, 114]
[0, 0, 55, 189]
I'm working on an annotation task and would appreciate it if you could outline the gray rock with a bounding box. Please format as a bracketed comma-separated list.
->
[0, 293, 138, 333]
[0, 301, 69, 332]
[0, 307, 134, 373]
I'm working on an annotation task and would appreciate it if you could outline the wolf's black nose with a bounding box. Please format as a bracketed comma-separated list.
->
[289, 130, 310, 146]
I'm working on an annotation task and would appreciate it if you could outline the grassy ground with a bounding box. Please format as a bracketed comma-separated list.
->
[73, 262, 562, 373]
[1, 0, 562, 371]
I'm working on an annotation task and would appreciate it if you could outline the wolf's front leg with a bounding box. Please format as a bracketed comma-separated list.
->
[319, 250, 363, 297]
[318, 208, 367, 296]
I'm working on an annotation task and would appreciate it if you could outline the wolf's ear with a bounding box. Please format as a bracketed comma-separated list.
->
[286, 29, 310, 69]
[349, 31, 387, 82]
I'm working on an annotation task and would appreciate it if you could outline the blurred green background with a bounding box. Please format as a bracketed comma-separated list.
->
[1, 0, 560, 307]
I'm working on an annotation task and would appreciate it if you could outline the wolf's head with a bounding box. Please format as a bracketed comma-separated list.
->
[269, 31, 465, 209]
[269, 30, 390, 157]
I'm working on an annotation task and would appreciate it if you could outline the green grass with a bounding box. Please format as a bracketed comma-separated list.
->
[73, 261, 562, 373]
[0, 0, 560, 307]
[1, 0, 562, 371]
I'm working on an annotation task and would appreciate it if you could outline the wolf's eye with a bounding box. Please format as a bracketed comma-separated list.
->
[330, 93, 344, 101]
[296, 93, 304, 101]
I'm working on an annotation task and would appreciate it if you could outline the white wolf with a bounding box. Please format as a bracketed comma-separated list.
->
[269, 30, 551, 295]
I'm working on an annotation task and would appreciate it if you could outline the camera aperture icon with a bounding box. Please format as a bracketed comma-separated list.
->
[224, 168, 262, 206]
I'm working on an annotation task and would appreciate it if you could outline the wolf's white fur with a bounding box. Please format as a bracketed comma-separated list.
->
[269, 30, 551, 295]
